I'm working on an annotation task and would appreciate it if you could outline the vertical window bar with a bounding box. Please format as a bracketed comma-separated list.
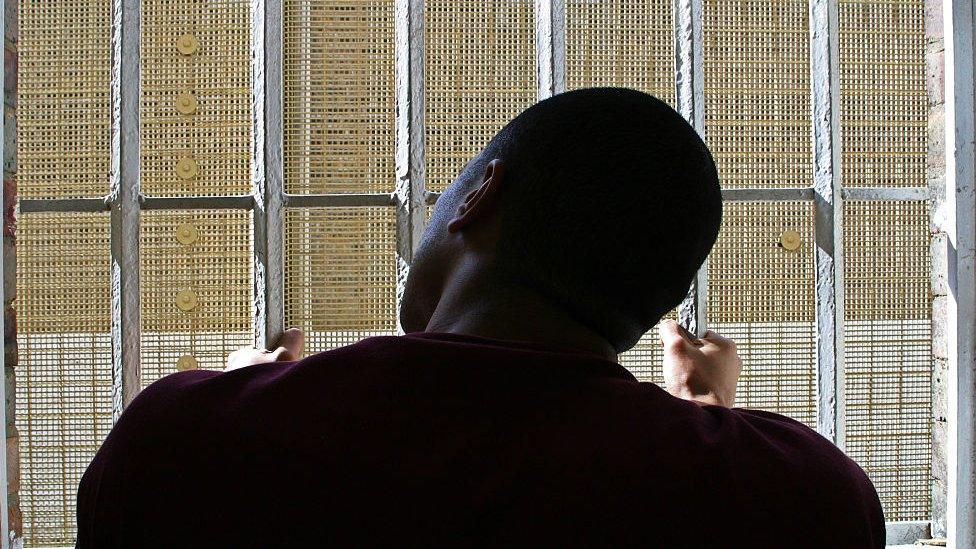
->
[674, 0, 707, 337]
[944, 0, 976, 543]
[110, 0, 142, 416]
[809, 0, 845, 446]
[536, 0, 566, 100]
[253, 0, 285, 348]
[394, 0, 427, 331]
[0, 0, 9, 542]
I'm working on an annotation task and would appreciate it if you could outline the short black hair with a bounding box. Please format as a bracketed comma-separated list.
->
[480, 87, 722, 352]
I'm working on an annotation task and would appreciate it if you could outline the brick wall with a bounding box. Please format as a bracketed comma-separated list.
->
[925, 0, 947, 538]
[3, 0, 18, 545]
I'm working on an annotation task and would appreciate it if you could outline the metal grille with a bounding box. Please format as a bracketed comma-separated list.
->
[703, 0, 812, 189]
[12, 0, 938, 542]
[844, 201, 931, 521]
[839, 0, 926, 188]
[708, 202, 817, 426]
[283, 207, 398, 354]
[140, 210, 253, 385]
[140, 0, 252, 196]
[282, 0, 396, 194]
[15, 213, 114, 546]
[17, 1, 112, 199]
[423, 0, 537, 192]
[566, 0, 674, 104]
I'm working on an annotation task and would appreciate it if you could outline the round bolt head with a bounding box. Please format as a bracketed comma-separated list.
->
[175, 93, 198, 115]
[177, 33, 200, 55]
[175, 223, 199, 245]
[176, 289, 198, 312]
[176, 156, 199, 180]
[780, 230, 802, 251]
[176, 355, 198, 371]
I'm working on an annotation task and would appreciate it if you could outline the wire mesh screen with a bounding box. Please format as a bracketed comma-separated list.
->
[140, 211, 254, 386]
[140, 0, 252, 196]
[618, 314, 675, 385]
[703, 0, 811, 189]
[566, 0, 675, 105]
[18, 1, 112, 199]
[423, 0, 537, 192]
[283, 208, 398, 354]
[844, 201, 931, 521]
[15, 213, 114, 546]
[708, 202, 817, 427]
[839, 0, 926, 188]
[282, 0, 396, 194]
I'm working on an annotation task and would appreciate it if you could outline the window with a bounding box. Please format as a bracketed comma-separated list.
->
[13, 0, 932, 545]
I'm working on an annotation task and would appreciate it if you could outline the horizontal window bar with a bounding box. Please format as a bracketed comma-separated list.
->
[140, 195, 256, 210]
[842, 187, 930, 201]
[885, 520, 931, 546]
[282, 193, 397, 208]
[722, 187, 816, 201]
[19, 187, 929, 215]
[19, 197, 109, 213]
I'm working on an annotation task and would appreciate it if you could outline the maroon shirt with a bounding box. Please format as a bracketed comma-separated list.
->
[77, 333, 884, 547]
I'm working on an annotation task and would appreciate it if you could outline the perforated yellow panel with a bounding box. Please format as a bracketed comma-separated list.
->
[141, 0, 252, 196]
[283, 208, 398, 354]
[840, 0, 926, 188]
[140, 211, 253, 386]
[703, 0, 812, 189]
[15, 213, 113, 546]
[424, 0, 537, 192]
[845, 201, 931, 521]
[566, 0, 674, 104]
[708, 203, 817, 426]
[283, 0, 396, 194]
[18, 1, 111, 199]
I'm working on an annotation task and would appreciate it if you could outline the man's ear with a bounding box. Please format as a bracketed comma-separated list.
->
[447, 159, 505, 233]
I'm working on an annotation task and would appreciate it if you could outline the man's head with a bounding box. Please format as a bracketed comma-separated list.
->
[400, 87, 722, 353]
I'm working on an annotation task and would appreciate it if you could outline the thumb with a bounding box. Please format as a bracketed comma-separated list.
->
[658, 319, 688, 350]
[272, 328, 305, 361]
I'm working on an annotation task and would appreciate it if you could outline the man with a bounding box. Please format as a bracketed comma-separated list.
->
[77, 88, 884, 547]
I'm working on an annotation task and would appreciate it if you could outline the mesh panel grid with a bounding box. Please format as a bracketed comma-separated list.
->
[566, 0, 675, 105]
[424, 0, 537, 192]
[618, 313, 675, 385]
[140, 210, 254, 386]
[708, 202, 817, 427]
[283, 0, 396, 194]
[840, 0, 926, 188]
[284, 207, 399, 354]
[703, 0, 812, 189]
[844, 200, 931, 522]
[15, 213, 114, 546]
[18, 1, 112, 199]
[141, 0, 252, 196]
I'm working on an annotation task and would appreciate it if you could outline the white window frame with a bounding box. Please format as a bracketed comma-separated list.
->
[6, 0, 973, 547]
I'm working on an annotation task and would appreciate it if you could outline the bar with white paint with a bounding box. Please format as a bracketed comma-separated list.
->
[110, 0, 143, 414]
[393, 0, 428, 332]
[809, 0, 845, 446]
[943, 0, 976, 545]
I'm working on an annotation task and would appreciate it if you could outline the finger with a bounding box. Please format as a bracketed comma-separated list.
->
[275, 328, 305, 361]
[701, 330, 736, 350]
[226, 347, 250, 366]
[658, 320, 692, 351]
[267, 346, 289, 362]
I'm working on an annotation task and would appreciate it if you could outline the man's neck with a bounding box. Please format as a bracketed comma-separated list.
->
[424, 264, 617, 361]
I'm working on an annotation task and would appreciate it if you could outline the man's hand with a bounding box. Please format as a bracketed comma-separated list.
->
[225, 328, 305, 371]
[658, 319, 742, 407]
